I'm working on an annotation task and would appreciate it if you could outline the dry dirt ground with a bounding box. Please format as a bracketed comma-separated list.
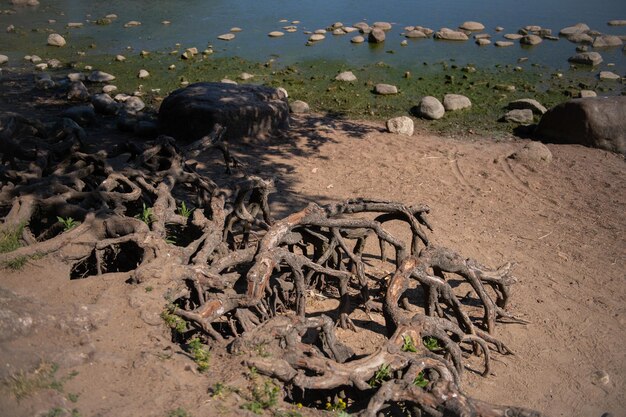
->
[0, 74, 624, 417]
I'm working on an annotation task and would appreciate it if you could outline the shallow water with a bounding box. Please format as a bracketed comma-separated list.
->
[1, 0, 625, 72]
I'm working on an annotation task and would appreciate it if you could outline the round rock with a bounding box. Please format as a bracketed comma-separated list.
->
[434, 28, 468, 41]
[592, 35, 623, 48]
[443, 94, 471, 111]
[351, 35, 365, 43]
[459, 21, 485, 31]
[91, 93, 119, 115]
[158, 82, 290, 142]
[502, 109, 534, 124]
[309, 34, 325, 42]
[335, 71, 357, 82]
[268, 31, 284, 37]
[372, 22, 392, 31]
[521, 34, 542, 45]
[290, 100, 310, 114]
[368, 28, 386, 43]
[0, 55, 8, 65]
[218, 33, 235, 41]
[374, 84, 398, 95]
[67, 81, 90, 102]
[568, 52, 603, 66]
[386, 116, 414, 136]
[88, 70, 116, 82]
[47, 33, 66, 47]
[415, 96, 445, 120]
[138, 69, 150, 79]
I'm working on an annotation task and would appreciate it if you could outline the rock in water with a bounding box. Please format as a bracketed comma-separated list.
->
[386, 116, 414, 136]
[568, 52, 603, 66]
[459, 21, 485, 31]
[368, 28, 386, 43]
[47, 33, 66, 47]
[536, 96, 626, 154]
[434, 28, 468, 41]
[415, 96, 445, 120]
[158, 82, 290, 142]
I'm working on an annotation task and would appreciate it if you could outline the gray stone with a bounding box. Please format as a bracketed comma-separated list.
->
[47, 58, 62, 69]
[608, 20, 626, 26]
[509, 141, 553, 165]
[91, 93, 119, 115]
[599, 71, 621, 80]
[353, 22, 370, 32]
[536, 96, 626, 154]
[67, 81, 90, 102]
[124, 20, 141, 28]
[335, 71, 357, 82]
[405, 30, 427, 38]
[67, 73, 85, 82]
[567, 33, 593, 44]
[61, 105, 96, 127]
[372, 22, 392, 31]
[559, 23, 590, 37]
[290, 100, 310, 114]
[386, 116, 414, 136]
[351, 35, 365, 43]
[0, 55, 8, 65]
[102, 85, 118, 94]
[568, 52, 603, 66]
[521, 34, 542, 45]
[88, 70, 116, 82]
[459, 21, 485, 31]
[504, 33, 523, 40]
[434, 28, 468, 41]
[368, 28, 386, 43]
[124, 96, 145, 114]
[476, 38, 491, 46]
[495, 41, 514, 47]
[592, 35, 623, 48]
[443, 94, 472, 111]
[217, 33, 235, 41]
[309, 33, 325, 42]
[415, 96, 445, 120]
[502, 109, 534, 124]
[138, 69, 150, 79]
[507, 98, 547, 115]
[158, 82, 290, 141]
[268, 31, 284, 37]
[579, 90, 597, 98]
[47, 33, 66, 47]
[374, 84, 398, 95]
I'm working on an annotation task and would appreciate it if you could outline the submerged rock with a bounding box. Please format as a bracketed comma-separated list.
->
[47, 33, 66, 47]
[351, 35, 365, 43]
[568, 52, 603, 66]
[592, 35, 623, 48]
[521, 34, 542, 45]
[495, 40, 514, 47]
[559, 23, 590, 37]
[218, 33, 235, 41]
[434, 28, 468, 41]
[368, 28, 386, 43]
[459, 21, 484, 31]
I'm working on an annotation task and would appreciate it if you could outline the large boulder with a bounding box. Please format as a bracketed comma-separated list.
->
[158, 82, 290, 142]
[443, 94, 471, 111]
[414, 96, 445, 120]
[535, 96, 626, 154]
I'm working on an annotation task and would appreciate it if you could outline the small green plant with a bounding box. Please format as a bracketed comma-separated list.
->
[3, 361, 77, 400]
[0, 223, 25, 253]
[3, 255, 29, 270]
[413, 371, 429, 388]
[325, 397, 347, 411]
[57, 216, 78, 231]
[161, 304, 187, 333]
[242, 380, 280, 414]
[187, 337, 210, 372]
[369, 363, 391, 387]
[254, 342, 270, 358]
[177, 201, 193, 218]
[423, 336, 443, 351]
[43, 408, 65, 417]
[167, 408, 192, 417]
[145, 286, 153, 292]
[136, 203, 154, 224]
[401, 335, 418, 352]
[67, 392, 80, 402]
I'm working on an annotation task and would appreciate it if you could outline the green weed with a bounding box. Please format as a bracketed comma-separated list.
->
[3, 255, 29, 270]
[161, 304, 187, 334]
[413, 371, 429, 388]
[369, 363, 391, 387]
[242, 380, 280, 414]
[167, 408, 192, 417]
[0, 223, 25, 253]
[401, 335, 418, 352]
[57, 216, 79, 231]
[136, 203, 154, 224]
[3, 361, 77, 400]
[187, 337, 210, 373]
[177, 201, 193, 219]
[423, 336, 443, 352]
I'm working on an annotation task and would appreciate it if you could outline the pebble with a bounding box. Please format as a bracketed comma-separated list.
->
[476, 38, 491, 46]
[124, 21, 141, 28]
[47, 33, 66, 47]
[115, 55, 126, 62]
[217, 33, 235, 41]
[239, 72, 254, 80]
[88, 70, 116, 82]
[434, 28, 468, 41]
[368, 28, 386, 43]
[591, 370, 610, 386]
[290, 100, 310, 114]
[351, 35, 365, 44]
[0, 54, 8, 65]
[102, 84, 117, 94]
[220, 78, 237, 85]
[138, 69, 149, 79]
[124, 96, 145, 114]
[66, 22, 83, 28]
[372, 22, 392, 31]
[335, 71, 357, 82]
[268, 31, 284, 37]
[230, 27, 242, 32]
[48, 58, 61, 68]
[568, 52, 603, 66]
[386, 116, 414, 136]
[521, 34, 542, 45]
[162, 20, 171, 25]
[504, 33, 523, 40]
[34, 63, 48, 71]
[579, 90, 597, 97]
[309, 34, 325, 42]
[495, 26, 504, 31]
[507, 98, 547, 114]
[374, 83, 398, 95]
[495, 41, 514, 47]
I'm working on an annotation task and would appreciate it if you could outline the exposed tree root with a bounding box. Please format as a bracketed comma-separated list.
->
[0, 113, 543, 417]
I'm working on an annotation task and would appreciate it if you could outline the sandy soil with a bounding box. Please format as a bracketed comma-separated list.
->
[0, 73, 624, 417]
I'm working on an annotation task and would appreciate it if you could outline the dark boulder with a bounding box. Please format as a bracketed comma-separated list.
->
[535, 96, 626, 154]
[158, 82, 290, 142]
